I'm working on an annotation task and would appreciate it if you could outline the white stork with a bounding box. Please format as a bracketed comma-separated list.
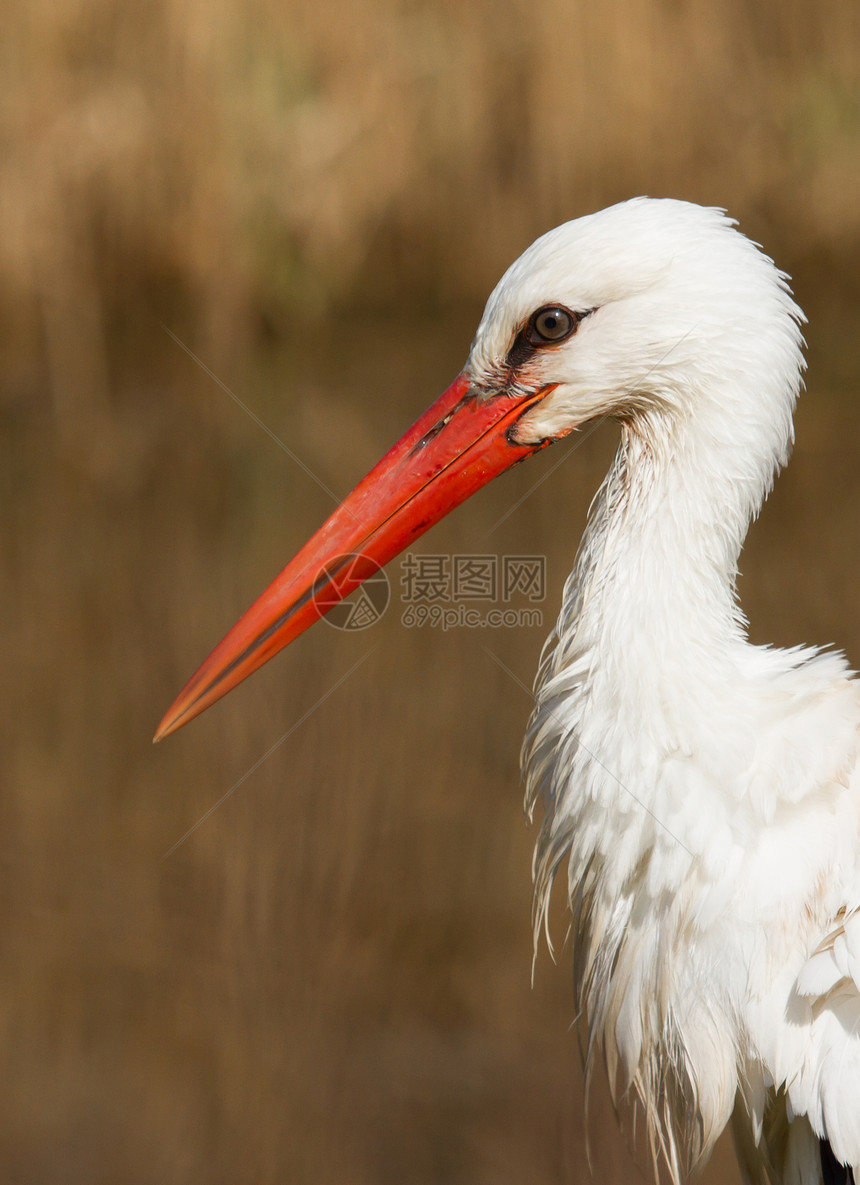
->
[156, 198, 860, 1185]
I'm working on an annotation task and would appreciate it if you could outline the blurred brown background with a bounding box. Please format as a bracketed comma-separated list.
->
[3, 1, 860, 1181]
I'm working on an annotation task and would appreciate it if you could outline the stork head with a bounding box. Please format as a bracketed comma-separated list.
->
[467, 196, 804, 447]
[155, 198, 805, 739]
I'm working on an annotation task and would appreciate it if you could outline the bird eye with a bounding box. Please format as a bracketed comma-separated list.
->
[529, 306, 577, 344]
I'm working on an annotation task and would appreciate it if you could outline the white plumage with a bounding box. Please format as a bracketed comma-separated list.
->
[469, 199, 860, 1184]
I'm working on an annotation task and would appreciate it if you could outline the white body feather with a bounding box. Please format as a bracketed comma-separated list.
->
[466, 199, 860, 1183]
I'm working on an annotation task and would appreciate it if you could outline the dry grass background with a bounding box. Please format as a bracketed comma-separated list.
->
[2, 1, 860, 1182]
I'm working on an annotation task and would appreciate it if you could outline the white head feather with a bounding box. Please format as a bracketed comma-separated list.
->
[469, 199, 803, 453]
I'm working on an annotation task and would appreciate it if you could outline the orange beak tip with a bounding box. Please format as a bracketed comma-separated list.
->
[152, 719, 172, 744]
[152, 716, 174, 744]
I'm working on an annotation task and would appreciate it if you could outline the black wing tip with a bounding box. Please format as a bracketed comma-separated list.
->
[820, 1137, 855, 1185]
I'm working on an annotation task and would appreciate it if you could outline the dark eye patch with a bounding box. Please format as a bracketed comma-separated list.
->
[505, 305, 593, 371]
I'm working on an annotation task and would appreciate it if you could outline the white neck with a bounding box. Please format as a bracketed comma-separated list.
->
[521, 399, 789, 1172]
[521, 381, 798, 910]
[542, 394, 775, 738]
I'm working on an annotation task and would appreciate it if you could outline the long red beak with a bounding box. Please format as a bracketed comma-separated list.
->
[155, 372, 560, 740]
